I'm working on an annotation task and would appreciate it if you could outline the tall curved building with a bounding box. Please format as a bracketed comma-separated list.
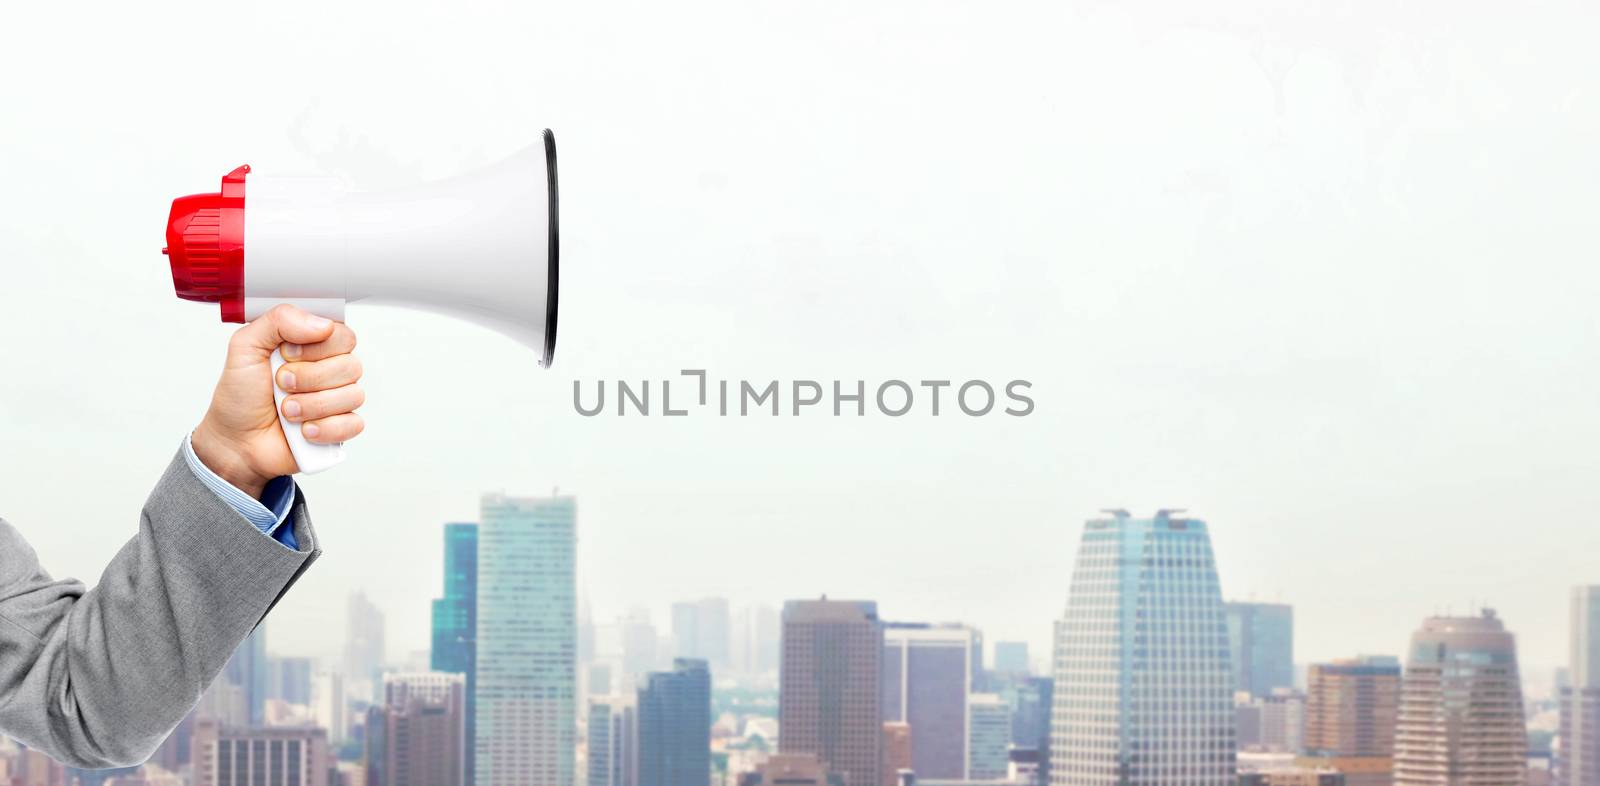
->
[1393, 611, 1526, 786]
[1048, 509, 1235, 786]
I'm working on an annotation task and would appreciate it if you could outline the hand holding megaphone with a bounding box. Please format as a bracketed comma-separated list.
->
[165, 131, 559, 474]
[190, 306, 365, 495]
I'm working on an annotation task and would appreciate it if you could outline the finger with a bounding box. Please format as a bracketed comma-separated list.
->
[276, 354, 363, 394]
[281, 384, 365, 423]
[302, 413, 364, 444]
[280, 323, 357, 363]
[230, 304, 337, 358]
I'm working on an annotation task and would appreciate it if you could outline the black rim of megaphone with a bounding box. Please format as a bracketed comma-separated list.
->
[543, 128, 559, 368]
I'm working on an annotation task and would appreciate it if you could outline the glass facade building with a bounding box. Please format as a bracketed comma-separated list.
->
[224, 626, 271, 727]
[1049, 509, 1235, 786]
[1559, 586, 1600, 786]
[1393, 611, 1526, 786]
[432, 522, 478, 785]
[995, 641, 1031, 675]
[476, 493, 577, 786]
[1226, 602, 1295, 699]
[586, 696, 635, 786]
[636, 659, 712, 786]
[882, 623, 977, 779]
[968, 692, 1012, 780]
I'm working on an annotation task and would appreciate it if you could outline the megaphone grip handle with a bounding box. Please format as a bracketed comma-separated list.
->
[271, 347, 347, 474]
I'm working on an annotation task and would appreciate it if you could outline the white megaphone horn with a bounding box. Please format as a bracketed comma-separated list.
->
[163, 129, 560, 474]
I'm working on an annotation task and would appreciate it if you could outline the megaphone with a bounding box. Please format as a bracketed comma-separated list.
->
[163, 130, 559, 474]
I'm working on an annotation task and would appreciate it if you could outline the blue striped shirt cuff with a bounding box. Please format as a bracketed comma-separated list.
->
[183, 435, 297, 550]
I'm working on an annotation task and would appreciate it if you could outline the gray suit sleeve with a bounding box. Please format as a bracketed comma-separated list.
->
[0, 447, 321, 768]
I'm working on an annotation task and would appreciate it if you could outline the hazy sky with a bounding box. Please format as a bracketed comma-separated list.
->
[3, 0, 1598, 676]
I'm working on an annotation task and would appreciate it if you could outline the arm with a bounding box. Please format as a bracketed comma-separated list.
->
[0, 459, 317, 769]
[0, 305, 366, 768]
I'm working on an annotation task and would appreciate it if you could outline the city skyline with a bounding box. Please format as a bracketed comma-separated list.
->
[246, 509, 1591, 693]
[10, 506, 1598, 786]
[8, 0, 1600, 693]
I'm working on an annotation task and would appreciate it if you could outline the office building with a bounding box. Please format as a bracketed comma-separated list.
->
[345, 592, 387, 702]
[1559, 586, 1600, 786]
[1562, 693, 1600, 786]
[192, 721, 330, 786]
[1007, 676, 1053, 750]
[635, 658, 711, 786]
[1048, 509, 1235, 785]
[1238, 752, 1346, 786]
[1237, 690, 1306, 754]
[672, 599, 732, 671]
[311, 672, 346, 748]
[224, 627, 271, 726]
[780, 599, 884, 786]
[740, 754, 841, 786]
[882, 722, 912, 786]
[1227, 602, 1295, 698]
[365, 672, 466, 786]
[588, 662, 616, 697]
[735, 604, 782, 678]
[882, 623, 978, 779]
[969, 693, 1012, 780]
[271, 657, 315, 707]
[476, 492, 577, 786]
[588, 696, 636, 786]
[994, 642, 1030, 676]
[198, 677, 251, 728]
[1297, 656, 1400, 786]
[622, 609, 663, 686]
[432, 522, 479, 785]
[1393, 611, 1526, 785]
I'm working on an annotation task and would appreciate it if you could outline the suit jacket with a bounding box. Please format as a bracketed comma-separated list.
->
[0, 448, 320, 768]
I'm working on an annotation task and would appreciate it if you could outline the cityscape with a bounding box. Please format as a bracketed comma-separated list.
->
[3, 503, 1597, 786]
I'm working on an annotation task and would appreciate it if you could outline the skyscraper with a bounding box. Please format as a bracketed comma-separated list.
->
[311, 671, 346, 748]
[672, 599, 732, 671]
[1049, 509, 1235, 786]
[622, 608, 663, 686]
[476, 492, 577, 786]
[994, 641, 1031, 676]
[1393, 611, 1526, 786]
[271, 656, 315, 707]
[881, 623, 977, 779]
[1298, 656, 1400, 786]
[968, 693, 1012, 780]
[1007, 675, 1054, 751]
[780, 599, 884, 786]
[366, 672, 467, 786]
[224, 626, 271, 726]
[1558, 587, 1600, 786]
[345, 591, 387, 702]
[1227, 602, 1295, 698]
[734, 604, 782, 679]
[587, 696, 636, 786]
[636, 659, 712, 786]
[432, 522, 479, 785]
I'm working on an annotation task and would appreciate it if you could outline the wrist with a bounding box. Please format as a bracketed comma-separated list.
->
[192, 421, 271, 499]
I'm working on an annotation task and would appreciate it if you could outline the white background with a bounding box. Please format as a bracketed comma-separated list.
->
[2, 0, 1598, 679]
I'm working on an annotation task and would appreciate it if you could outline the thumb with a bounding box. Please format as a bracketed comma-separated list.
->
[230, 304, 337, 359]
